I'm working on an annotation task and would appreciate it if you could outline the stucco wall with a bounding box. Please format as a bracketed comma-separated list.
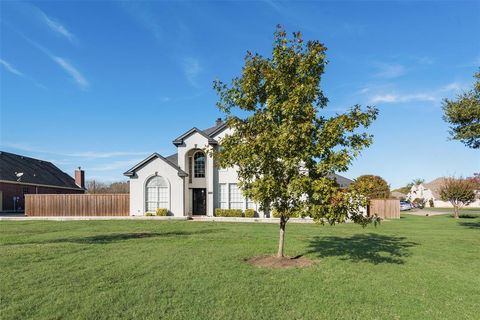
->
[128, 157, 184, 216]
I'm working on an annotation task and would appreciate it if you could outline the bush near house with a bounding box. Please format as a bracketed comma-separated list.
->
[429, 199, 434, 208]
[215, 208, 243, 217]
[145, 212, 155, 216]
[156, 208, 168, 216]
[413, 198, 426, 209]
[244, 209, 255, 218]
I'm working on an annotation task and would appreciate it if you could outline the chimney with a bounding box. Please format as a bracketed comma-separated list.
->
[75, 167, 85, 189]
[216, 118, 223, 126]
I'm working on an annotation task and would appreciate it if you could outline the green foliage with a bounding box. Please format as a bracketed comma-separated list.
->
[440, 177, 476, 218]
[442, 69, 480, 149]
[349, 175, 390, 200]
[244, 209, 255, 218]
[156, 208, 168, 216]
[429, 199, 434, 208]
[392, 186, 411, 195]
[212, 26, 378, 230]
[215, 208, 243, 217]
[145, 212, 155, 216]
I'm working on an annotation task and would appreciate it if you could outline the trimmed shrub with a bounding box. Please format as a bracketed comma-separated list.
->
[145, 212, 155, 216]
[215, 208, 243, 217]
[429, 199, 434, 208]
[156, 208, 168, 216]
[244, 209, 255, 218]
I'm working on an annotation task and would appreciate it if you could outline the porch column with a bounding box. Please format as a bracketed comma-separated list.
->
[207, 153, 214, 216]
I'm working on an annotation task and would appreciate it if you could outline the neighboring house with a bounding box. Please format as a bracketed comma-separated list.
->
[406, 177, 480, 208]
[0, 151, 85, 212]
[124, 119, 353, 217]
[390, 191, 407, 200]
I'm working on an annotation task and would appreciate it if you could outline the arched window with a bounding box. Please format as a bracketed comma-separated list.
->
[145, 176, 169, 212]
[194, 151, 205, 178]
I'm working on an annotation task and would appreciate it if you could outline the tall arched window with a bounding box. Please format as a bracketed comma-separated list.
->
[194, 151, 205, 178]
[145, 176, 169, 212]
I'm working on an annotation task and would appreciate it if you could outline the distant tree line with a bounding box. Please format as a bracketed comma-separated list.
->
[86, 180, 129, 194]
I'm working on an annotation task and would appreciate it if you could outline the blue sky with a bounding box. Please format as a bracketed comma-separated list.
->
[1, 1, 479, 188]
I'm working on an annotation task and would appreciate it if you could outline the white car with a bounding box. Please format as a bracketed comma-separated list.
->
[400, 201, 412, 211]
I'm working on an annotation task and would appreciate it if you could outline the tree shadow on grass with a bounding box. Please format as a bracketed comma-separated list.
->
[3, 229, 224, 246]
[305, 233, 418, 265]
[458, 221, 480, 229]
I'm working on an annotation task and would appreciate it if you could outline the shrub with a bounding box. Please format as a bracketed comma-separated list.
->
[244, 209, 255, 218]
[413, 198, 426, 209]
[156, 208, 168, 216]
[429, 199, 434, 208]
[145, 212, 155, 216]
[215, 208, 243, 217]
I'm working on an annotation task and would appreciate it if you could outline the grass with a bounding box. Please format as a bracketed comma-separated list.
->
[421, 207, 480, 216]
[1, 215, 479, 319]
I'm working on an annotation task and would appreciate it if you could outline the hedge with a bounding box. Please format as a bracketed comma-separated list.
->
[215, 208, 243, 217]
[156, 208, 168, 216]
[244, 209, 255, 218]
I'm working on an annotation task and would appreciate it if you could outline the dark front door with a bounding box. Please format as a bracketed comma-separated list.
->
[192, 188, 206, 215]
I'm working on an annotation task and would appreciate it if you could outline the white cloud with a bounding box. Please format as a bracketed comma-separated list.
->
[40, 11, 75, 42]
[182, 57, 202, 87]
[51, 56, 89, 90]
[0, 59, 24, 76]
[368, 81, 469, 105]
[373, 63, 406, 79]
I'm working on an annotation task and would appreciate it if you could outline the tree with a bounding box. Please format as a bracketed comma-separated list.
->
[406, 178, 424, 189]
[439, 177, 476, 219]
[442, 69, 480, 149]
[86, 180, 129, 194]
[349, 175, 390, 201]
[213, 26, 379, 258]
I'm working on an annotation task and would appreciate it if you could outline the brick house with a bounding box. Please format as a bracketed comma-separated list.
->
[0, 151, 85, 212]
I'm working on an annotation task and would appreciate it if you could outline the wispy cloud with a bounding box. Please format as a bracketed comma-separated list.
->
[51, 56, 89, 90]
[368, 81, 469, 105]
[120, 2, 163, 41]
[17, 33, 88, 90]
[89, 159, 144, 171]
[0, 59, 24, 76]
[39, 10, 75, 43]
[182, 57, 202, 87]
[2, 142, 148, 159]
[373, 63, 406, 79]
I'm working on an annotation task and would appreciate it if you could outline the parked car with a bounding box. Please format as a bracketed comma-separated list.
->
[400, 201, 412, 211]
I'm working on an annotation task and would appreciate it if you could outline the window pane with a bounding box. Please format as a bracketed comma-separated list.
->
[147, 176, 167, 187]
[194, 152, 205, 178]
[219, 184, 228, 209]
[229, 184, 244, 209]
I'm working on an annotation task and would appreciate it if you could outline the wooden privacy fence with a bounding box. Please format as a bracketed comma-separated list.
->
[369, 199, 400, 219]
[25, 194, 129, 216]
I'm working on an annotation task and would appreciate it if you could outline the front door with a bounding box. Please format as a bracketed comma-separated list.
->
[192, 188, 206, 215]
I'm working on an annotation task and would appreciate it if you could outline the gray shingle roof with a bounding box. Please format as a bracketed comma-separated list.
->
[0, 151, 82, 189]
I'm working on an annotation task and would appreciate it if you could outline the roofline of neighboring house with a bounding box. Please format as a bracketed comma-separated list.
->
[0, 179, 85, 191]
[172, 127, 218, 146]
[124, 153, 188, 177]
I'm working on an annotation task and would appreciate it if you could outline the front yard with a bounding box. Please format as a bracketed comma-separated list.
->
[1, 214, 479, 319]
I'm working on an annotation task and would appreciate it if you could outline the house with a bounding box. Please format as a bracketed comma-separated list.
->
[124, 119, 353, 217]
[390, 191, 407, 200]
[406, 177, 480, 208]
[0, 151, 85, 212]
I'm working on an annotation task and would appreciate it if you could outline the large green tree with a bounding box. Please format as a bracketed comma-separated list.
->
[442, 69, 480, 149]
[213, 26, 379, 258]
[349, 175, 390, 201]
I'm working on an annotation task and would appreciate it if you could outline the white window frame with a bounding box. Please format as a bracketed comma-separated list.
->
[145, 176, 170, 212]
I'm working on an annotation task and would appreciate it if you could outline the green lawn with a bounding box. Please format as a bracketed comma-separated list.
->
[1, 215, 479, 319]
[421, 207, 480, 216]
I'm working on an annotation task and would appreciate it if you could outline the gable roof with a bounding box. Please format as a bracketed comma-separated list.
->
[329, 173, 353, 188]
[123, 153, 187, 177]
[172, 121, 228, 146]
[0, 151, 83, 190]
[423, 177, 447, 198]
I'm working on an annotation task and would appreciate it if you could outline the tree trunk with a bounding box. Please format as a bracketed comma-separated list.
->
[453, 205, 459, 219]
[277, 216, 286, 258]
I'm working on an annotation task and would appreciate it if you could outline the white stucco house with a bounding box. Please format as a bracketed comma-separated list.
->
[124, 119, 353, 217]
[406, 178, 480, 208]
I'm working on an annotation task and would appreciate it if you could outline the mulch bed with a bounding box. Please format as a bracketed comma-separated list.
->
[246, 255, 315, 269]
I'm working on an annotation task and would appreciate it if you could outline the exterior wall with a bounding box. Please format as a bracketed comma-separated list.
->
[128, 157, 184, 216]
[177, 132, 212, 216]
[0, 182, 84, 212]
